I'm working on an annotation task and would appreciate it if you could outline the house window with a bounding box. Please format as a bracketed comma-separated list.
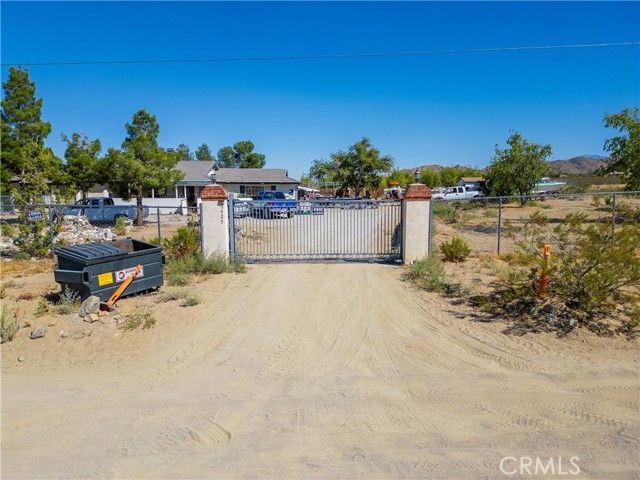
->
[239, 185, 245, 195]
[244, 185, 263, 199]
[270, 185, 276, 191]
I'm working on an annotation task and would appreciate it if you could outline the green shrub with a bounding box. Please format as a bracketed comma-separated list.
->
[1, 221, 15, 238]
[406, 256, 446, 292]
[501, 268, 529, 284]
[230, 258, 246, 273]
[155, 290, 188, 303]
[35, 299, 49, 317]
[458, 201, 486, 211]
[166, 270, 188, 287]
[113, 216, 128, 236]
[501, 203, 640, 333]
[483, 208, 498, 218]
[1, 306, 20, 343]
[142, 317, 156, 329]
[166, 252, 245, 278]
[440, 236, 471, 262]
[182, 294, 201, 307]
[57, 286, 80, 314]
[454, 212, 476, 228]
[120, 306, 156, 331]
[432, 202, 456, 222]
[11, 219, 54, 258]
[162, 226, 200, 259]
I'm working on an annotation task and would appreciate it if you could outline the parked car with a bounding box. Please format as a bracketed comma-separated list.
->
[61, 197, 149, 224]
[233, 199, 251, 218]
[250, 191, 298, 219]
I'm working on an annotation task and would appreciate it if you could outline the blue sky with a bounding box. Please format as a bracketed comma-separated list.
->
[2, 1, 639, 179]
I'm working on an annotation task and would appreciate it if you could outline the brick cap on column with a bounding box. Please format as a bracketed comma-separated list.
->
[404, 183, 432, 200]
[200, 184, 228, 201]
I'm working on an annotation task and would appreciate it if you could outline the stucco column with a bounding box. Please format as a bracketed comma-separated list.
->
[200, 184, 230, 258]
[402, 183, 432, 264]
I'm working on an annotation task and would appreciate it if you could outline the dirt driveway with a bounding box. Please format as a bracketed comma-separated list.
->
[1, 263, 639, 479]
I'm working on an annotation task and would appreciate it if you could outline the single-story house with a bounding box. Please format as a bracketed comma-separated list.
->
[135, 161, 300, 207]
[457, 177, 485, 190]
[6, 163, 300, 210]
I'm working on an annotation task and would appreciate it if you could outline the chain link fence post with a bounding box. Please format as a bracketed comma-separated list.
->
[497, 196, 503, 255]
[48, 203, 55, 259]
[611, 192, 617, 239]
[228, 193, 235, 261]
[199, 201, 205, 256]
[156, 207, 161, 242]
[428, 198, 433, 257]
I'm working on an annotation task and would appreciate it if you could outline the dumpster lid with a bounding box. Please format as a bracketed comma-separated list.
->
[55, 242, 129, 262]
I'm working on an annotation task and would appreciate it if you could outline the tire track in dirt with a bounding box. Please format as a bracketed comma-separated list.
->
[3, 263, 639, 480]
[308, 274, 372, 376]
[141, 269, 276, 386]
[365, 267, 544, 375]
[255, 322, 304, 381]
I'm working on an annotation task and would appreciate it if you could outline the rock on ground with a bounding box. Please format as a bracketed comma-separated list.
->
[78, 296, 101, 317]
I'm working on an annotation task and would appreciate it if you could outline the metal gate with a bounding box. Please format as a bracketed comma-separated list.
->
[229, 196, 402, 262]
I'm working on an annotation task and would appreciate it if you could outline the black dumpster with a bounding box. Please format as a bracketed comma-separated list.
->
[54, 238, 164, 301]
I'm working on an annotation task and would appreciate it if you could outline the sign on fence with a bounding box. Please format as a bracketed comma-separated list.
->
[28, 209, 44, 221]
[312, 207, 324, 215]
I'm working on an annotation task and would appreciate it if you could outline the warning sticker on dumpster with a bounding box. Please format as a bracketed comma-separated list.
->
[98, 272, 114, 286]
[115, 266, 144, 283]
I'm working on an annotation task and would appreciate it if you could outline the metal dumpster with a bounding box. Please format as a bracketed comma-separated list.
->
[54, 238, 164, 301]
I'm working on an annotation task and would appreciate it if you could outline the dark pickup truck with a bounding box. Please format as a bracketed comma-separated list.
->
[250, 191, 298, 219]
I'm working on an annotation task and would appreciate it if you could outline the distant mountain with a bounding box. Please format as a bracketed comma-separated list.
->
[548, 155, 610, 176]
[404, 155, 609, 177]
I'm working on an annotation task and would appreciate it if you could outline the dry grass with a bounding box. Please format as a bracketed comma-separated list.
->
[1, 258, 55, 277]
[17, 292, 37, 301]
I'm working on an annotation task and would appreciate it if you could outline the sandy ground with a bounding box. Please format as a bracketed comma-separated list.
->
[1, 263, 639, 479]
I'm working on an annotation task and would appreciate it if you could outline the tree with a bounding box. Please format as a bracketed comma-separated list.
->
[484, 131, 551, 203]
[322, 138, 394, 197]
[383, 169, 414, 188]
[195, 143, 214, 162]
[602, 107, 640, 190]
[216, 141, 266, 168]
[299, 173, 314, 186]
[176, 143, 194, 162]
[419, 169, 442, 188]
[62, 132, 102, 200]
[10, 142, 63, 204]
[216, 146, 237, 168]
[308, 158, 338, 185]
[1, 66, 54, 194]
[439, 166, 482, 187]
[103, 110, 184, 225]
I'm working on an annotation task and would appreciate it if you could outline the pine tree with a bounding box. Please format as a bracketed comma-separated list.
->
[1, 66, 60, 199]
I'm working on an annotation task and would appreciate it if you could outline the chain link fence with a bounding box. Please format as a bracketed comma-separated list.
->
[430, 191, 640, 256]
[0, 203, 201, 258]
[3, 192, 639, 261]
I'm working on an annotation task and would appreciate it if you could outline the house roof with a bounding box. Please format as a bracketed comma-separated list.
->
[459, 177, 484, 183]
[176, 161, 300, 185]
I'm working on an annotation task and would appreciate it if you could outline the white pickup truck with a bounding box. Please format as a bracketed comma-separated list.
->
[432, 186, 484, 201]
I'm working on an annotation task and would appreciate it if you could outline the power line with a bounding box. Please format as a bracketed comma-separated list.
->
[2, 42, 638, 67]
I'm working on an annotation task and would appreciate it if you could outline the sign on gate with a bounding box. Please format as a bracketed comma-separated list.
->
[312, 207, 324, 215]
